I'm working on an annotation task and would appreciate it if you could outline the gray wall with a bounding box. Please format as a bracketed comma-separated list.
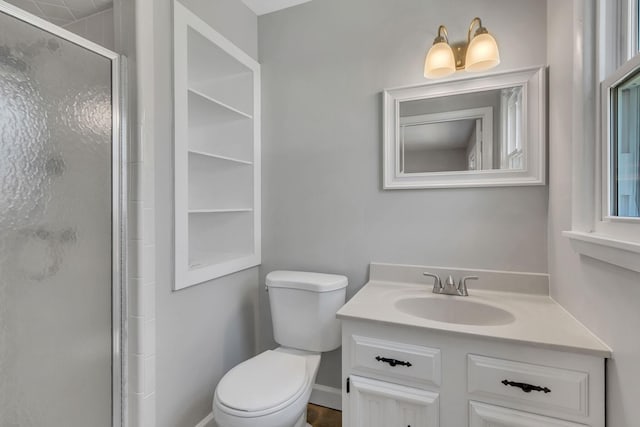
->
[258, 0, 549, 390]
[154, 1, 259, 426]
[547, 1, 640, 426]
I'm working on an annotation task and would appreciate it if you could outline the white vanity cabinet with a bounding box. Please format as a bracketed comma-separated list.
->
[348, 376, 439, 427]
[341, 319, 605, 427]
[469, 401, 589, 427]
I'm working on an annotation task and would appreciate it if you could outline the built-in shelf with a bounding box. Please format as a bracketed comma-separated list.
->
[190, 74, 253, 117]
[174, 1, 261, 290]
[189, 252, 254, 270]
[187, 25, 251, 83]
[188, 208, 254, 214]
[188, 89, 252, 127]
[188, 153, 253, 210]
[189, 120, 253, 161]
[188, 149, 253, 165]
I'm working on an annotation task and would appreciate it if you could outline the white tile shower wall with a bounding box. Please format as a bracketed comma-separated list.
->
[112, 0, 158, 424]
[129, 0, 157, 423]
[63, 8, 114, 50]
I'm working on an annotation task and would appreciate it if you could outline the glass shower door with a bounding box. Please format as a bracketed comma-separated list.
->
[0, 5, 123, 427]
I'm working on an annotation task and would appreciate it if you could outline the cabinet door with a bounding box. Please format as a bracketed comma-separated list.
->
[349, 376, 439, 427]
[469, 401, 588, 427]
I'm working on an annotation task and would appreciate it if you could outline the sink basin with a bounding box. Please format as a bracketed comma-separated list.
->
[394, 296, 515, 326]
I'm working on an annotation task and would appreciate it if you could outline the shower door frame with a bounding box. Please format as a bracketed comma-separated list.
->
[0, 2, 128, 426]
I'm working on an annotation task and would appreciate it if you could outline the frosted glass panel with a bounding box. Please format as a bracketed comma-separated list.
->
[0, 11, 114, 427]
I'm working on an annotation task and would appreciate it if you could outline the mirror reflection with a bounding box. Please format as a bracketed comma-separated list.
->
[398, 86, 523, 174]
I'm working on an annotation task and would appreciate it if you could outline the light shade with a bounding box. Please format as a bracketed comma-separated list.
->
[465, 32, 500, 72]
[424, 42, 456, 79]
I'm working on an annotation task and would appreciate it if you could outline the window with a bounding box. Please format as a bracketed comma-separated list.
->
[501, 87, 523, 170]
[600, 0, 640, 222]
[564, 0, 640, 272]
[611, 68, 640, 217]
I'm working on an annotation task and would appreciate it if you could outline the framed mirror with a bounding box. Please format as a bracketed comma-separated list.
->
[383, 67, 546, 189]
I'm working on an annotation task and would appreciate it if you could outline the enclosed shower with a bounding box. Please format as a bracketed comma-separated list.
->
[0, 2, 125, 426]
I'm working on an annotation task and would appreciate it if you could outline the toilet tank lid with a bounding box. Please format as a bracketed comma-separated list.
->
[266, 271, 348, 292]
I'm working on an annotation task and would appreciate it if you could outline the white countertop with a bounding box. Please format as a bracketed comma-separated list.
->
[337, 280, 612, 358]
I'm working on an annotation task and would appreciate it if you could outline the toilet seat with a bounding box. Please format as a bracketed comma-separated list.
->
[216, 350, 308, 416]
[214, 348, 322, 427]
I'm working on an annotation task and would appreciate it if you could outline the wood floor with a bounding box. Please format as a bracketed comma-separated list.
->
[307, 403, 342, 427]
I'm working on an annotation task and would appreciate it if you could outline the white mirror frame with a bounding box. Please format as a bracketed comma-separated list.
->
[383, 66, 547, 189]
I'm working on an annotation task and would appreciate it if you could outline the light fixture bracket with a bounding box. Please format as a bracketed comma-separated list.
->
[450, 41, 468, 70]
[467, 17, 486, 42]
[433, 25, 449, 44]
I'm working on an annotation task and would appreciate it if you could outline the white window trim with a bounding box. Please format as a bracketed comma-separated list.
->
[563, 0, 640, 273]
[599, 55, 640, 231]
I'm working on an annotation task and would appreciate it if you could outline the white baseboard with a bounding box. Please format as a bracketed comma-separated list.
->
[195, 412, 214, 427]
[309, 384, 342, 411]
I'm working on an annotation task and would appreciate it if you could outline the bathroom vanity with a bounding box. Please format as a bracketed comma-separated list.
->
[337, 264, 611, 427]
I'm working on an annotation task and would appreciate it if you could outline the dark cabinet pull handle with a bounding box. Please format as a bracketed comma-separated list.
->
[502, 379, 551, 394]
[375, 356, 412, 367]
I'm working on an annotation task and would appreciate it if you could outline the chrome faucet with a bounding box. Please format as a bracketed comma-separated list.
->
[422, 272, 442, 292]
[423, 272, 478, 296]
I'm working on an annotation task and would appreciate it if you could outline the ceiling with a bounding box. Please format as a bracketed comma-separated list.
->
[4, 0, 308, 26]
[403, 120, 477, 151]
[241, 0, 311, 16]
[4, 0, 112, 26]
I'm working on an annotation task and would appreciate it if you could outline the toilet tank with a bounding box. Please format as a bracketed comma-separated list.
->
[266, 271, 348, 352]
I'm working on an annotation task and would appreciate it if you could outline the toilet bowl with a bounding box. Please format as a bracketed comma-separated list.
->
[212, 271, 348, 427]
[213, 348, 321, 427]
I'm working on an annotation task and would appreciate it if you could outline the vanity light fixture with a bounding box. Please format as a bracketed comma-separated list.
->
[424, 17, 500, 79]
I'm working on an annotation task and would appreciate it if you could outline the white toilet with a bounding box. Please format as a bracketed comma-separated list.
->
[213, 270, 348, 427]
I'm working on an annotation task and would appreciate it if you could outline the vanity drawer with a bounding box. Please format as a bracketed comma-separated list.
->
[469, 401, 589, 427]
[467, 354, 589, 417]
[350, 335, 441, 386]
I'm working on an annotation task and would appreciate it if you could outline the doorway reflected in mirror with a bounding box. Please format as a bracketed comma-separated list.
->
[398, 87, 523, 174]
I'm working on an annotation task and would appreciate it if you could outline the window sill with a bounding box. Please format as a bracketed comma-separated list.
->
[563, 231, 640, 273]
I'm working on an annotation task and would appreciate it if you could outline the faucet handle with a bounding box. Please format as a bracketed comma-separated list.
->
[423, 272, 442, 293]
[445, 275, 456, 288]
[458, 276, 479, 296]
